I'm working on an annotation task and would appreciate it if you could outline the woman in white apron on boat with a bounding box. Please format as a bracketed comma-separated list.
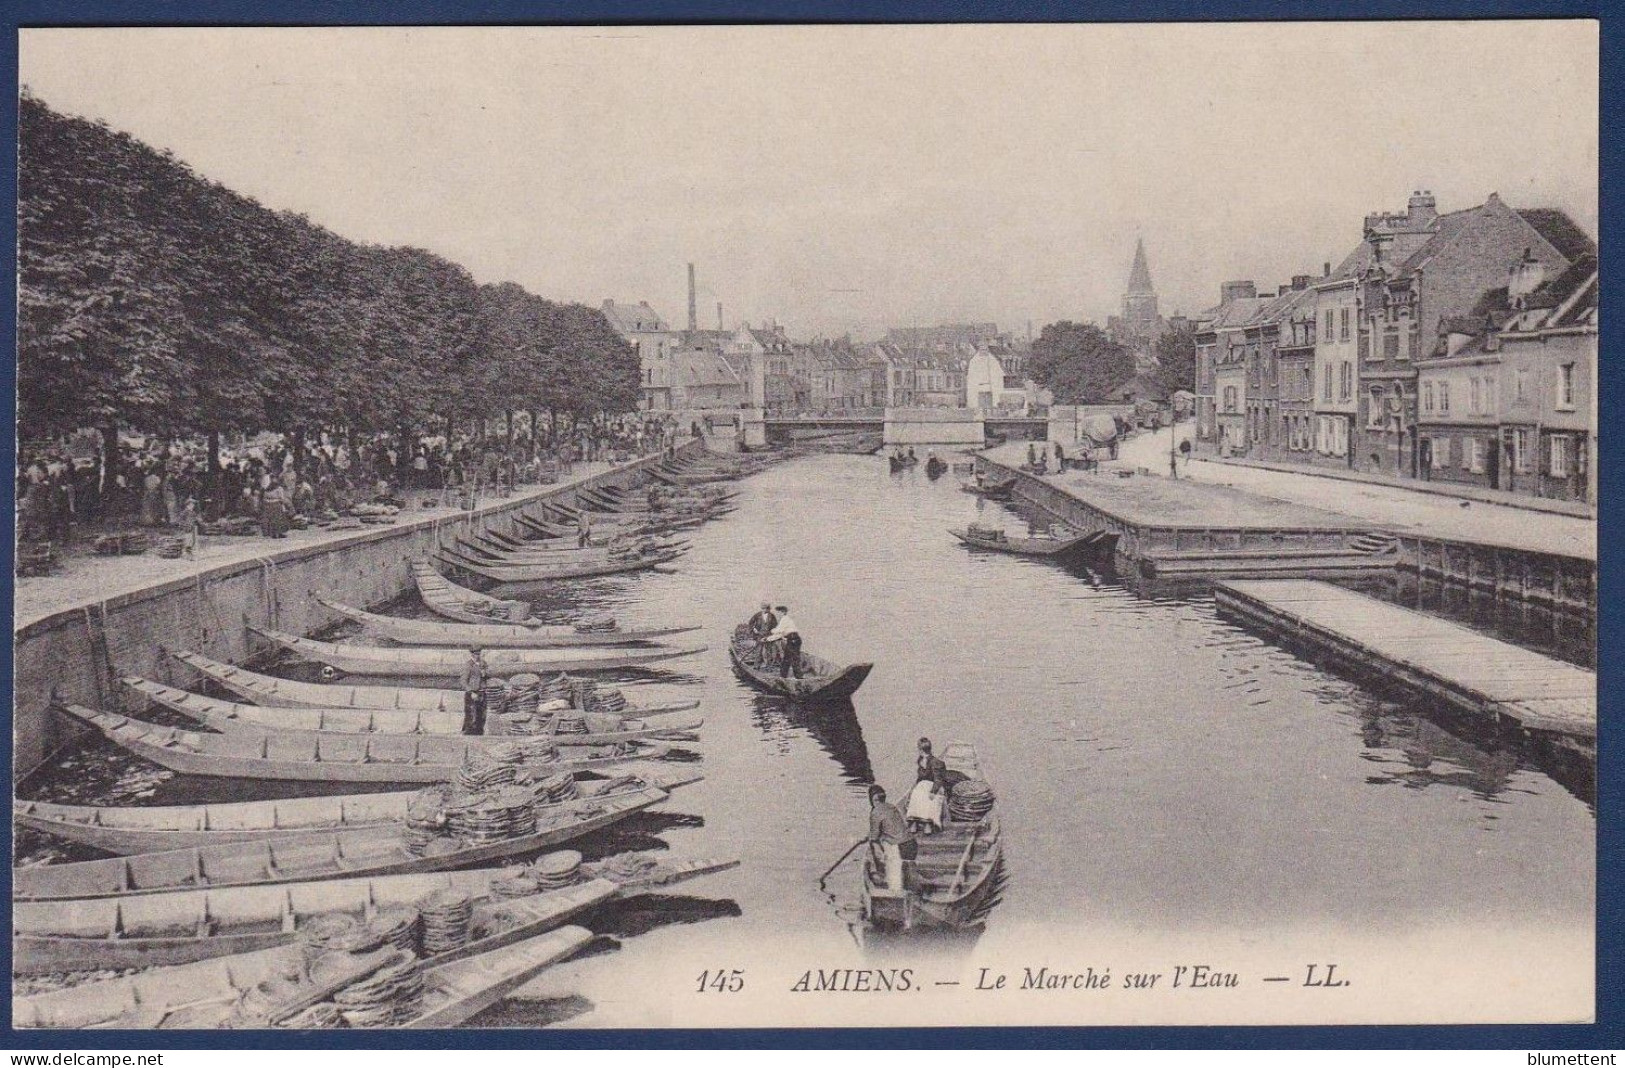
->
[906, 737, 948, 834]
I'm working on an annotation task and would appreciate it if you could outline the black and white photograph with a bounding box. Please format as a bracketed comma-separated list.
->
[10, 20, 1598, 1031]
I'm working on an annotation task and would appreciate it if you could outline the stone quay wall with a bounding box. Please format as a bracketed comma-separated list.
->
[13, 443, 703, 782]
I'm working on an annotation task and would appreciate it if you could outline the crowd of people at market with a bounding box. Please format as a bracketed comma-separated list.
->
[17, 415, 688, 554]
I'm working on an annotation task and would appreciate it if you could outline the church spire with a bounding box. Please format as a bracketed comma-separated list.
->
[1126, 237, 1154, 295]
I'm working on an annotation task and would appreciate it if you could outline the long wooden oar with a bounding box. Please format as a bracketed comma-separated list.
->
[818, 838, 869, 889]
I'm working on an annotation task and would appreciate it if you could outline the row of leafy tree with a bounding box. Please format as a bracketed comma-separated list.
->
[19, 91, 641, 482]
[1026, 321, 1195, 405]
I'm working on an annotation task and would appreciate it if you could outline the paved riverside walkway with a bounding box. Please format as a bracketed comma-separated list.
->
[1214, 579, 1595, 738]
[14, 459, 628, 630]
[1107, 426, 1595, 561]
[984, 441, 1375, 532]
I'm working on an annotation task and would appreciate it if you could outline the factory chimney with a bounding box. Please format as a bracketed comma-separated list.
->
[687, 263, 698, 334]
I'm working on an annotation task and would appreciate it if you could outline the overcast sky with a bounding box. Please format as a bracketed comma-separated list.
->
[20, 22, 1598, 341]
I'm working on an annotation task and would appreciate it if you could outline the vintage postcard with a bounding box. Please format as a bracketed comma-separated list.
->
[11, 20, 1597, 1032]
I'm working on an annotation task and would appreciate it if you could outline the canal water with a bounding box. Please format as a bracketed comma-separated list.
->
[17, 453, 1595, 1025]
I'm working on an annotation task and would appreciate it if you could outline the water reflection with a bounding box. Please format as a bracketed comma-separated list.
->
[1336, 572, 1595, 669]
[747, 694, 874, 785]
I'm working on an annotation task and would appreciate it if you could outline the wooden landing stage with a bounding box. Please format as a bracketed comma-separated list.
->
[1214, 579, 1595, 741]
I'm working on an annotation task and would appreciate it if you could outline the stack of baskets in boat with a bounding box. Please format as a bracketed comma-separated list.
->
[300, 914, 379, 962]
[404, 785, 452, 855]
[506, 673, 543, 716]
[446, 785, 538, 844]
[331, 951, 424, 1027]
[574, 615, 618, 634]
[536, 772, 578, 803]
[368, 907, 422, 953]
[533, 850, 583, 889]
[551, 711, 589, 735]
[948, 779, 996, 821]
[480, 680, 509, 715]
[594, 851, 659, 884]
[966, 523, 1006, 543]
[228, 948, 314, 1026]
[417, 889, 474, 955]
[488, 867, 546, 900]
[456, 743, 536, 791]
[590, 687, 629, 714]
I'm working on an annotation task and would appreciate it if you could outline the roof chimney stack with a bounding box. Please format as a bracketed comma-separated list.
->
[1407, 190, 1438, 227]
[1220, 280, 1257, 303]
[687, 263, 698, 335]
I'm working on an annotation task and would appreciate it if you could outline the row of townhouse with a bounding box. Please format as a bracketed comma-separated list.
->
[604, 299, 1048, 416]
[1194, 191, 1597, 503]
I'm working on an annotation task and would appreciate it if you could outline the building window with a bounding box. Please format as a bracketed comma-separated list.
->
[1434, 436, 1451, 468]
[1423, 382, 1434, 413]
[1322, 363, 1333, 402]
[1383, 332, 1399, 360]
[1511, 428, 1533, 473]
[1515, 369, 1529, 404]
[1485, 374, 1497, 413]
[1339, 361, 1353, 401]
[1468, 377, 1480, 415]
[1340, 308, 1350, 341]
[1438, 381, 1449, 414]
[1222, 386, 1238, 412]
[1325, 310, 1335, 339]
[1550, 436, 1570, 478]
[1558, 364, 1576, 410]
[1464, 437, 1482, 473]
[1367, 386, 1385, 428]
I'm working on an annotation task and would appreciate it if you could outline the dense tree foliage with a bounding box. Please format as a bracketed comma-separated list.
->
[18, 92, 638, 450]
[1153, 323, 1197, 395]
[1026, 321, 1135, 405]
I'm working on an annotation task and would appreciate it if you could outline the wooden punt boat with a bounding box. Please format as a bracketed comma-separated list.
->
[14, 854, 738, 976]
[170, 650, 703, 717]
[120, 677, 704, 744]
[411, 559, 530, 625]
[588, 483, 738, 512]
[13, 870, 614, 975]
[960, 474, 1017, 499]
[925, 456, 948, 480]
[434, 545, 685, 584]
[520, 513, 659, 543]
[646, 463, 738, 486]
[861, 742, 1002, 931]
[15, 782, 674, 901]
[522, 512, 701, 542]
[248, 626, 703, 677]
[317, 595, 699, 649]
[14, 924, 597, 1030]
[14, 770, 699, 854]
[950, 525, 1093, 556]
[727, 625, 873, 702]
[453, 533, 689, 565]
[55, 704, 673, 784]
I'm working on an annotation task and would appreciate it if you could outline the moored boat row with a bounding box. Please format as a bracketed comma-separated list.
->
[13, 448, 775, 1028]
